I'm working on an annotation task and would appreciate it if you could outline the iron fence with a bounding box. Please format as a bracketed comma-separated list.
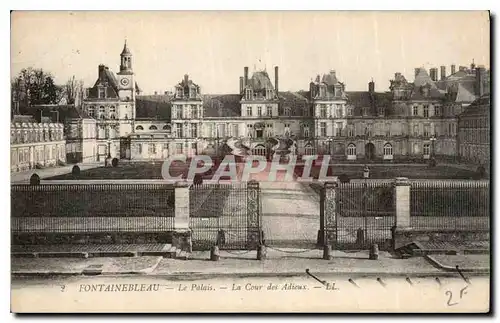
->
[189, 182, 260, 250]
[11, 183, 175, 233]
[325, 182, 396, 250]
[410, 180, 490, 230]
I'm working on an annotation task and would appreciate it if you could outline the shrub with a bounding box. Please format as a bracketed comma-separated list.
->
[35, 163, 45, 169]
[29, 174, 40, 185]
[193, 173, 203, 185]
[72, 165, 81, 176]
[338, 173, 350, 183]
[112, 158, 119, 167]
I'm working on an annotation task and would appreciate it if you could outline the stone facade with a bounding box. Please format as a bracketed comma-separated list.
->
[10, 119, 66, 172]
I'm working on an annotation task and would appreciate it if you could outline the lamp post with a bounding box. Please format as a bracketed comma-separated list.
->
[363, 165, 370, 244]
[430, 135, 436, 167]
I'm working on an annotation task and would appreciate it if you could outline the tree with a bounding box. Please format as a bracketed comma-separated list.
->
[64, 75, 85, 106]
[11, 67, 63, 115]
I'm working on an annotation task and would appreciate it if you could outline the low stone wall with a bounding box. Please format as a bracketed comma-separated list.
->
[392, 227, 490, 250]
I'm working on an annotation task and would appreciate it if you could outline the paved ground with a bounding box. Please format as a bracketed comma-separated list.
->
[425, 254, 490, 272]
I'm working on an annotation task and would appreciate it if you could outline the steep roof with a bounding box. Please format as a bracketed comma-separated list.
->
[203, 94, 241, 117]
[460, 94, 490, 118]
[247, 71, 274, 90]
[136, 95, 172, 120]
[27, 104, 92, 121]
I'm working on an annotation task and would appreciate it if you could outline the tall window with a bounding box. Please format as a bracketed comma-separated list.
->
[191, 105, 197, 119]
[138, 144, 143, 154]
[257, 106, 262, 116]
[347, 106, 353, 116]
[98, 88, 105, 99]
[185, 123, 191, 137]
[284, 107, 291, 116]
[413, 106, 419, 116]
[335, 122, 343, 136]
[423, 124, 430, 137]
[99, 106, 105, 114]
[320, 122, 327, 137]
[383, 143, 393, 157]
[267, 105, 273, 116]
[232, 124, 239, 137]
[245, 89, 252, 100]
[423, 105, 429, 118]
[284, 124, 290, 136]
[347, 144, 356, 157]
[320, 105, 327, 118]
[172, 105, 178, 119]
[303, 125, 310, 138]
[413, 124, 419, 136]
[423, 143, 431, 156]
[176, 123, 182, 138]
[149, 144, 156, 155]
[176, 143, 183, 154]
[434, 105, 441, 116]
[347, 125, 354, 137]
[335, 105, 343, 118]
[385, 123, 391, 137]
[192, 124, 198, 138]
[186, 105, 192, 119]
[88, 106, 95, 117]
[304, 144, 314, 155]
[247, 106, 252, 116]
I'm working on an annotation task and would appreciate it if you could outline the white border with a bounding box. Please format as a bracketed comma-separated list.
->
[3, 1, 498, 321]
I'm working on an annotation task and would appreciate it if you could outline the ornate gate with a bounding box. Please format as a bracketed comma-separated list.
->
[190, 181, 263, 250]
[321, 181, 396, 250]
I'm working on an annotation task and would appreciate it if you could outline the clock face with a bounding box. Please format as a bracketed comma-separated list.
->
[120, 78, 130, 86]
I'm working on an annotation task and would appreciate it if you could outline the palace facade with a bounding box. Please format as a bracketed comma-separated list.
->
[67, 42, 490, 165]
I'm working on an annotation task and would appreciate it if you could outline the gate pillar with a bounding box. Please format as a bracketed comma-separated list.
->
[317, 181, 338, 247]
[246, 180, 262, 249]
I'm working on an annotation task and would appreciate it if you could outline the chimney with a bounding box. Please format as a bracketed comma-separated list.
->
[184, 74, 189, 84]
[368, 79, 375, 93]
[440, 66, 446, 80]
[244, 67, 249, 87]
[470, 59, 476, 70]
[98, 64, 106, 80]
[430, 68, 438, 82]
[451, 64, 456, 75]
[274, 66, 279, 93]
[414, 68, 420, 79]
[476, 67, 486, 97]
[239, 77, 244, 93]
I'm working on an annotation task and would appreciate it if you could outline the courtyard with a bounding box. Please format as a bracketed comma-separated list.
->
[47, 161, 480, 181]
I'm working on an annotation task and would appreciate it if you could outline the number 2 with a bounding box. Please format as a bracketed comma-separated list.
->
[445, 291, 458, 306]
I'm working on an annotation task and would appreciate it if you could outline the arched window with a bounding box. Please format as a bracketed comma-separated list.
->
[253, 145, 266, 156]
[135, 125, 144, 130]
[163, 125, 170, 130]
[347, 143, 356, 160]
[149, 125, 158, 130]
[383, 143, 393, 160]
[110, 114, 116, 120]
[304, 144, 314, 156]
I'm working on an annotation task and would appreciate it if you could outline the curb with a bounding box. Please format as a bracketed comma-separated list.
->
[11, 270, 491, 279]
[424, 255, 490, 273]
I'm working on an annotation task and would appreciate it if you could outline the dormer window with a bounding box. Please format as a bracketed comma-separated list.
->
[176, 88, 183, 98]
[98, 87, 105, 99]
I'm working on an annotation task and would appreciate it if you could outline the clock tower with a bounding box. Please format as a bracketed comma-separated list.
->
[116, 40, 136, 136]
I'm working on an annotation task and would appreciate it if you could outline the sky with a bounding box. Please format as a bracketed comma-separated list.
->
[11, 11, 490, 95]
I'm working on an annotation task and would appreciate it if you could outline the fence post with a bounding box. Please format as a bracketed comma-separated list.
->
[394, 177, 411, 229]
[392, 177, 411, 250]
[247, 180, 264, 258]
[321, 181, 337, 259]
[173, 181, 192, 252]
